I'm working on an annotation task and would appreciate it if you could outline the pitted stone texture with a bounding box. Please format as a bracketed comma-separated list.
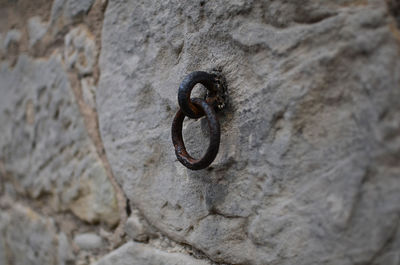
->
[0, 55, 118, 226]
[97, 1, 400, 264]
[94, 242, 210, 265]
[0, 204, 72, 265]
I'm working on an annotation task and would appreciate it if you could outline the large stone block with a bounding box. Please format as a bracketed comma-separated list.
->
[97, 1, 400, 264]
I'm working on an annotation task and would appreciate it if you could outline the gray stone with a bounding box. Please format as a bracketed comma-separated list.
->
[3, 29, 21, 50]
[0, 204, 60, 265]
[97, 1, 400, 265]
[0, 55, 118, 226]
[58, 232, 75, 265]
[125, 212, 151, 242]
[0, 213, 7, 265]
[81, 77, 97, 109]
[27, 16, 48, 48]
[0, 33, 3, 53]
[74, 233, 103, 250]
[94, 241, 210, 265]
[65, 0, 95, 20]
[48, 0, 94, 34]
[64, 25, 98, 75]
[49, 0, 66, 28]
[3, 183, 16, 200]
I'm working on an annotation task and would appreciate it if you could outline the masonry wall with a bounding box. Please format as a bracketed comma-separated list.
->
[1, 1, 400, 265]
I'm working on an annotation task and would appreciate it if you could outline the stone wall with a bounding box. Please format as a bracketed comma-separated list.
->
[0, 0, 399, 265]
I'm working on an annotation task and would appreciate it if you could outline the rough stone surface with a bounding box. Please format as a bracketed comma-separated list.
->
[95, 241, 211, 265]
[0, 55, 118, 226]
[0, 203, 71, 265]
[97, 1, 400, 265]
[0, 1, 124, 264]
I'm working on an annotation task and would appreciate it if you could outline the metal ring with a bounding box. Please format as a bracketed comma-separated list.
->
[171, 98, 220, 170]
[178, 71, 217, 119]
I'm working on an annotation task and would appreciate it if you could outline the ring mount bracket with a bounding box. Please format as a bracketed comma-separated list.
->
[178, 70, 228, 119]
[206, 68, 228, 113]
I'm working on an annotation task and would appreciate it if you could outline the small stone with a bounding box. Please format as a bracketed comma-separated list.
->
[64, 25, 97, 75]
[65, 0, 95, 20]
[81, 77, 96, 109]
[0, 33, 3, 53]
[3, 29, 21, 50]
[49, 0, 66, 30]
[74, 233, 103, 250]
[124, 214, 149, 242]
[27, 16, 48, 48]
[58, 233, 75, 265]
[4, 183, 17, 199]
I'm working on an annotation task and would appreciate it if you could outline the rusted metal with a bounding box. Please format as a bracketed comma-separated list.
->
[178, 71, 227, 119]
[172, 70, 227, 170]
[171, 98, 220, 170]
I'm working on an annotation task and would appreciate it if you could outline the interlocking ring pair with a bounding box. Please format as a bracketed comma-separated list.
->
[171, 71, 226, 170]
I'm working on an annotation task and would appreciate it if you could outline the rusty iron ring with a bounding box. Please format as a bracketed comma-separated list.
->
[171, 98, 220, 170]
[178, 71, 218, 119]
